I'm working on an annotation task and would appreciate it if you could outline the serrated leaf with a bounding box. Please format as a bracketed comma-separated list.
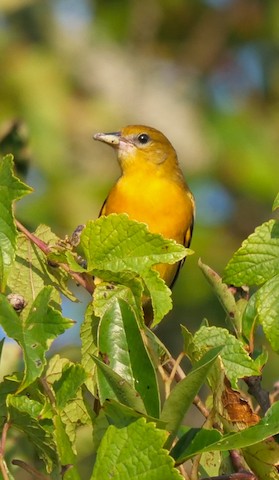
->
[93, 277, 144, 323]
[0, 287, 74, 392]
[161, 346, 222, 448]
[46, 356, 91, 448]
[78, 214, 190, 324]
[53, 364, 87, 411]
[142, 268, 172, 326]
[53, 415, 81, 480]
[191, 326, 260, 389]
[98, 299, 160, 417]
[223, 219, 279, 286]
[244, 274, 279, 353]
[7, 226, 77, 320]
[91, 417, 183, 480]
[61, 392, 91, 450]
[93, 355, 146, 413]
[0, 376, 19, 427]
[7, 394, 56, 472]
[181, 325, 195, 356]
[0, 155, 32, 290]
[172, 401, 279, 464]
[273, 192, 279, 211]
[81, 214, 188, 273]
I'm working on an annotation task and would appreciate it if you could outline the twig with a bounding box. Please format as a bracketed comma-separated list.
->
[0, 422, 9, 457]
[191, 453, 202, 480]
[15, 219, 94, 294]
[164, 357, 210, 418]
[39, 377, 56, 406]
[165, 352, 185, 397]
[12, 459, 51, 479]
[200, 474, 256, 480]
[0, 422, 11, 480]
[178, 463, 190, 480]
[244, 376, 270, 414]
[228, 449, 257, 479]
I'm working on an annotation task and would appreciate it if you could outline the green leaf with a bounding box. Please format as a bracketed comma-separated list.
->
[53, 415, 81, 480]
[98, 298, 160, 417]
[244, 438, 279, 480]
[53, 364, 87, 411]
[0, 155, 32, 290]
[0, 337, 4, 362]
[171, 428, 222, 464]
[46, 356, 91, 448]
[161, 346, 222, 448]
[272, 192, 279, 211]
[172, 401, 279, 464]
[93, 355, 146, 413]
[244, 274, 279, 353]
[81, 214, 188, 273]
[79, 214, 190, 324]
[92, 409, 110, 456]
[191, 326, 260, 389]
[7, 394, 56, 472]
[199, 450, 222, 478]
[223, 219, 279, 286]
[60, 390, 91, 449]
[80, 302, 99, 396]
[0, 287, 74, 392]
[103, 399, 165, 429]
[142, 268, 173, 326]
[91, 417, 183, 480]
[199, 259, 242, 334]
[93, 277, 144, 324]
[7, 226, 77, 320]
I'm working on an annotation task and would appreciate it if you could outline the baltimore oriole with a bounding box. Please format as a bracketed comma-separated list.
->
[93, 125, 195, 291]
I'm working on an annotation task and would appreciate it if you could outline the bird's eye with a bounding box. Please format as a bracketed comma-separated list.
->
[137, 133, 150, 145]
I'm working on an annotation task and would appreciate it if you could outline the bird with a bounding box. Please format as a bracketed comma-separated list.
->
[93, 125, 195, 295]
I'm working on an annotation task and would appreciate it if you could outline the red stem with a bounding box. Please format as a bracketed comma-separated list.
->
[15, 220, 94, 294]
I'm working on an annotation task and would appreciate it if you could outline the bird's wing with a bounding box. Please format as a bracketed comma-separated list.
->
[169, 212, 194, 290]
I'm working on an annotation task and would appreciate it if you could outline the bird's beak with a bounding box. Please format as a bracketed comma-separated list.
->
[93, 131, 121, 147]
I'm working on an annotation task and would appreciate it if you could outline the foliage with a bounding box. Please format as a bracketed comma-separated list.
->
[0, 155, 279, 479]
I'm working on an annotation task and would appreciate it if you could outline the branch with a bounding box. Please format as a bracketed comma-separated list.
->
[12, 459, 51, 479]
[15, 219, 94, 294]
[0, 423, 11, 480]
[244, 375, 270, 414]
[200, 474, 257, 480]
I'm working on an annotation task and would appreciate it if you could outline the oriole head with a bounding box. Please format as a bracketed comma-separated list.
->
[93, 125, 180, 175]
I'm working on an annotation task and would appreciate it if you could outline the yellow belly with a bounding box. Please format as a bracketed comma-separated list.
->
[102, 174, 193, 287]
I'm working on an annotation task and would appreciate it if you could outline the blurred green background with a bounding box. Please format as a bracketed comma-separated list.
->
[1, 0, 279, 382]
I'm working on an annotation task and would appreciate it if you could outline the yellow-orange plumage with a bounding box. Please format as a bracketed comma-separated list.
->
[94, 125, 195, 289]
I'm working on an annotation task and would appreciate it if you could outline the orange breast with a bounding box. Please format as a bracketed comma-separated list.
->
[102, 174, 194, 287]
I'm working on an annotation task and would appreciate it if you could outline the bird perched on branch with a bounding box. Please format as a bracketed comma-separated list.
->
[93, 125, 195, 292]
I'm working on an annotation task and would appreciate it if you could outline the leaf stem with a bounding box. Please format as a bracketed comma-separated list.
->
[15, 219, 94, 294]
[164, 352, 185, 398]
[12, 459, 51, 479]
